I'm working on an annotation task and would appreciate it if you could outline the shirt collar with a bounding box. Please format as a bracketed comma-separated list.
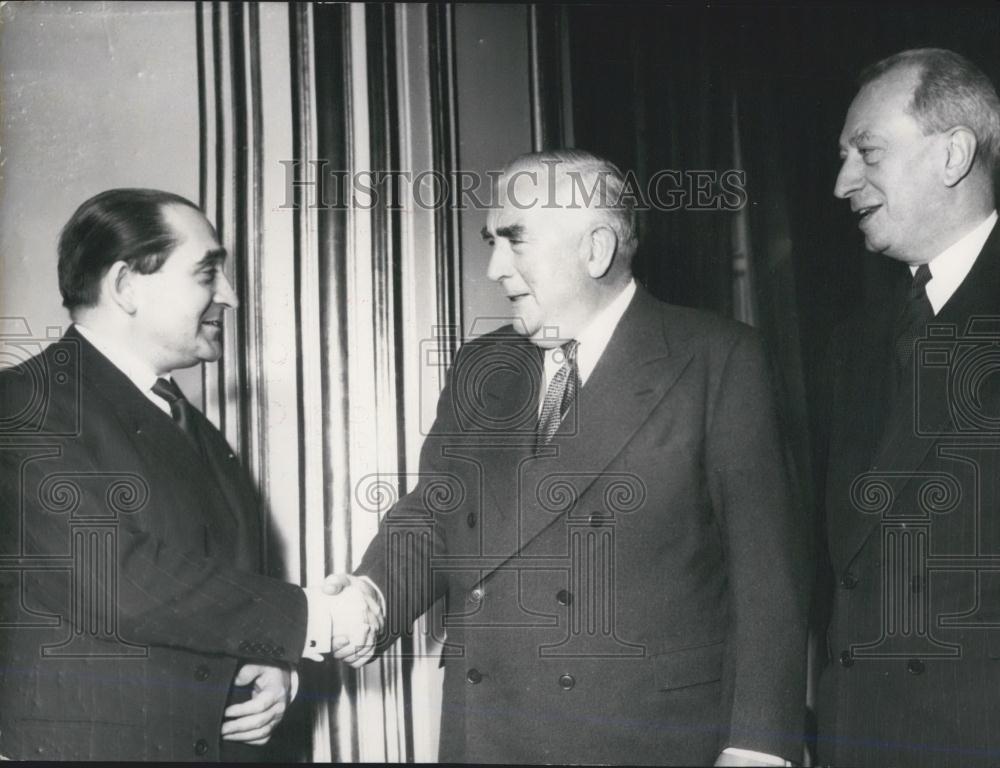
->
[74, 322, 173, 412]
[915, 210, 997, 314]
[543, 279, 636, 387]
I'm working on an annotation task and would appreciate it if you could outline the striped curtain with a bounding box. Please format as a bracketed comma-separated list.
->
[195, 2, 461, 760]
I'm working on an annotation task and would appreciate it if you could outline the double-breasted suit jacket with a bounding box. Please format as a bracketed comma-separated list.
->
[358, 287, 809, 765]
[818, 223, 1000, 767]
[0, 327, 308, 761]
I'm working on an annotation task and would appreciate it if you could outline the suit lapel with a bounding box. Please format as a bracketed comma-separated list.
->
[195, 409, 261, 570]
[476, 338, 543, 526]
[841, 221, 1000, 564]
[872, 223, 1000, 473]
[71, 328, 244, 549]
[482, 288, 693, 561]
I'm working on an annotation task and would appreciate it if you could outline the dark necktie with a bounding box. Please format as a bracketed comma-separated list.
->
[152, 376, 206, 458]
[892, 264, 934, 392]
[536, 340, 579, 451]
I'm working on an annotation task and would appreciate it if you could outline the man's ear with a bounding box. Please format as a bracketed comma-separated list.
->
[586, 225, 618, 279]
[942, 126, 978, 187]
[104, 261, 139, 315]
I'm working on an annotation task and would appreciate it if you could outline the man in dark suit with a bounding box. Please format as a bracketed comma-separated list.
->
[818, 49, 1000, 766]
[0, 189, 376, 760]
[330, 150, 808, 765]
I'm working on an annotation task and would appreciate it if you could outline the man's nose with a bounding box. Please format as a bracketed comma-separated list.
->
[486, 245, 511, 283]
[214, 270, 240, 309]
[834, 156, 863, 199]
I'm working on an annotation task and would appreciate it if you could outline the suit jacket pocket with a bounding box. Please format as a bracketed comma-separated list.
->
[652, 639, 725, 691]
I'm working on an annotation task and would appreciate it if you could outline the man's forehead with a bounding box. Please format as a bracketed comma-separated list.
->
[490, 165, 582, 217]
[839, 71, 920, 146]
[162, 203, 220, 242]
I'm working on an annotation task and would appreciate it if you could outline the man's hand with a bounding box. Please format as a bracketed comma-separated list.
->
[714, 750, 791, 767]
[221, 662, 295, 745]
[322, 573, 385, 668]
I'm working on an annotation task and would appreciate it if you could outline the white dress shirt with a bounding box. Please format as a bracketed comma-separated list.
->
[915, 210, 998, 314]
[539, 278, 637, 409]
[74, 322, 174, 415]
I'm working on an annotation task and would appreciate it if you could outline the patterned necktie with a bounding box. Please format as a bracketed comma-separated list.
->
[536, 340, 579, 450]
[152, 377, 206, 457]
[892, 264, 934, 391]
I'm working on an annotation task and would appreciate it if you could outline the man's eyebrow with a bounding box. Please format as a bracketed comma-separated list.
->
[195, 248, 228, 267]
[839, 129, 880, 155]
[848, 130, 878, 147]
[495, 224, 525, 240]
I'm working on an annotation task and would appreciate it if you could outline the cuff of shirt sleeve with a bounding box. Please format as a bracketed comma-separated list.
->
[722, 747, 793, 766]
[301, 586, 333, 661]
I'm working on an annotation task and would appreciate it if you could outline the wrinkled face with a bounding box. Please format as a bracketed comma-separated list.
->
[130, 204, 238, 374]
[482, 167, 599, 347]
[834, 67, 949, 264]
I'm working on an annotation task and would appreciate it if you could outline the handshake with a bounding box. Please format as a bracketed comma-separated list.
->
[221, 574, 386, 745]
[302, 573, 386, 668]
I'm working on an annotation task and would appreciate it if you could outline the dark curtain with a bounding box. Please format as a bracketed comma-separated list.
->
[570, 6, 736, 314]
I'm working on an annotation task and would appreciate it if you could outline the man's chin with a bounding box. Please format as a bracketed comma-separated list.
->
[196, 340, 224, 364]
[508, 315, 538, 338]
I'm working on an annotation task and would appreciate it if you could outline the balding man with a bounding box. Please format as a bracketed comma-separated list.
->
[819, 49, 1000, 766]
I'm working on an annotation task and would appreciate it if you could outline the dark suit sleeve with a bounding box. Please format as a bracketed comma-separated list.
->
[706, 328, 809, 762]
[354, 346, 468, 641]
[0, 433, 308, 665]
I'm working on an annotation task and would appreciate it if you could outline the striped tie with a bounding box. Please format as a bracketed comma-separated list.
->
[535, 340, 579, 451]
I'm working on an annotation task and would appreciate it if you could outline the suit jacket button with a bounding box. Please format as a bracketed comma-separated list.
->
[467, 512, 476, 528]
[558, 673, 575, 690]
[556, 589, 572, 606]
[466, 668, 483, 684]
[194, 664, 210, 681]
[839, 650, 853, 668]
[469, 587, 485, 603]
[840, 573, 858, 590]
[194, 739, 209, 756]
[907, 659, 925, 675]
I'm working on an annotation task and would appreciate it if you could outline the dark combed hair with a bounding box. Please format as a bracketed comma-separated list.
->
[57, 188, 201, 311]
[860, 48, 1000, 175]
